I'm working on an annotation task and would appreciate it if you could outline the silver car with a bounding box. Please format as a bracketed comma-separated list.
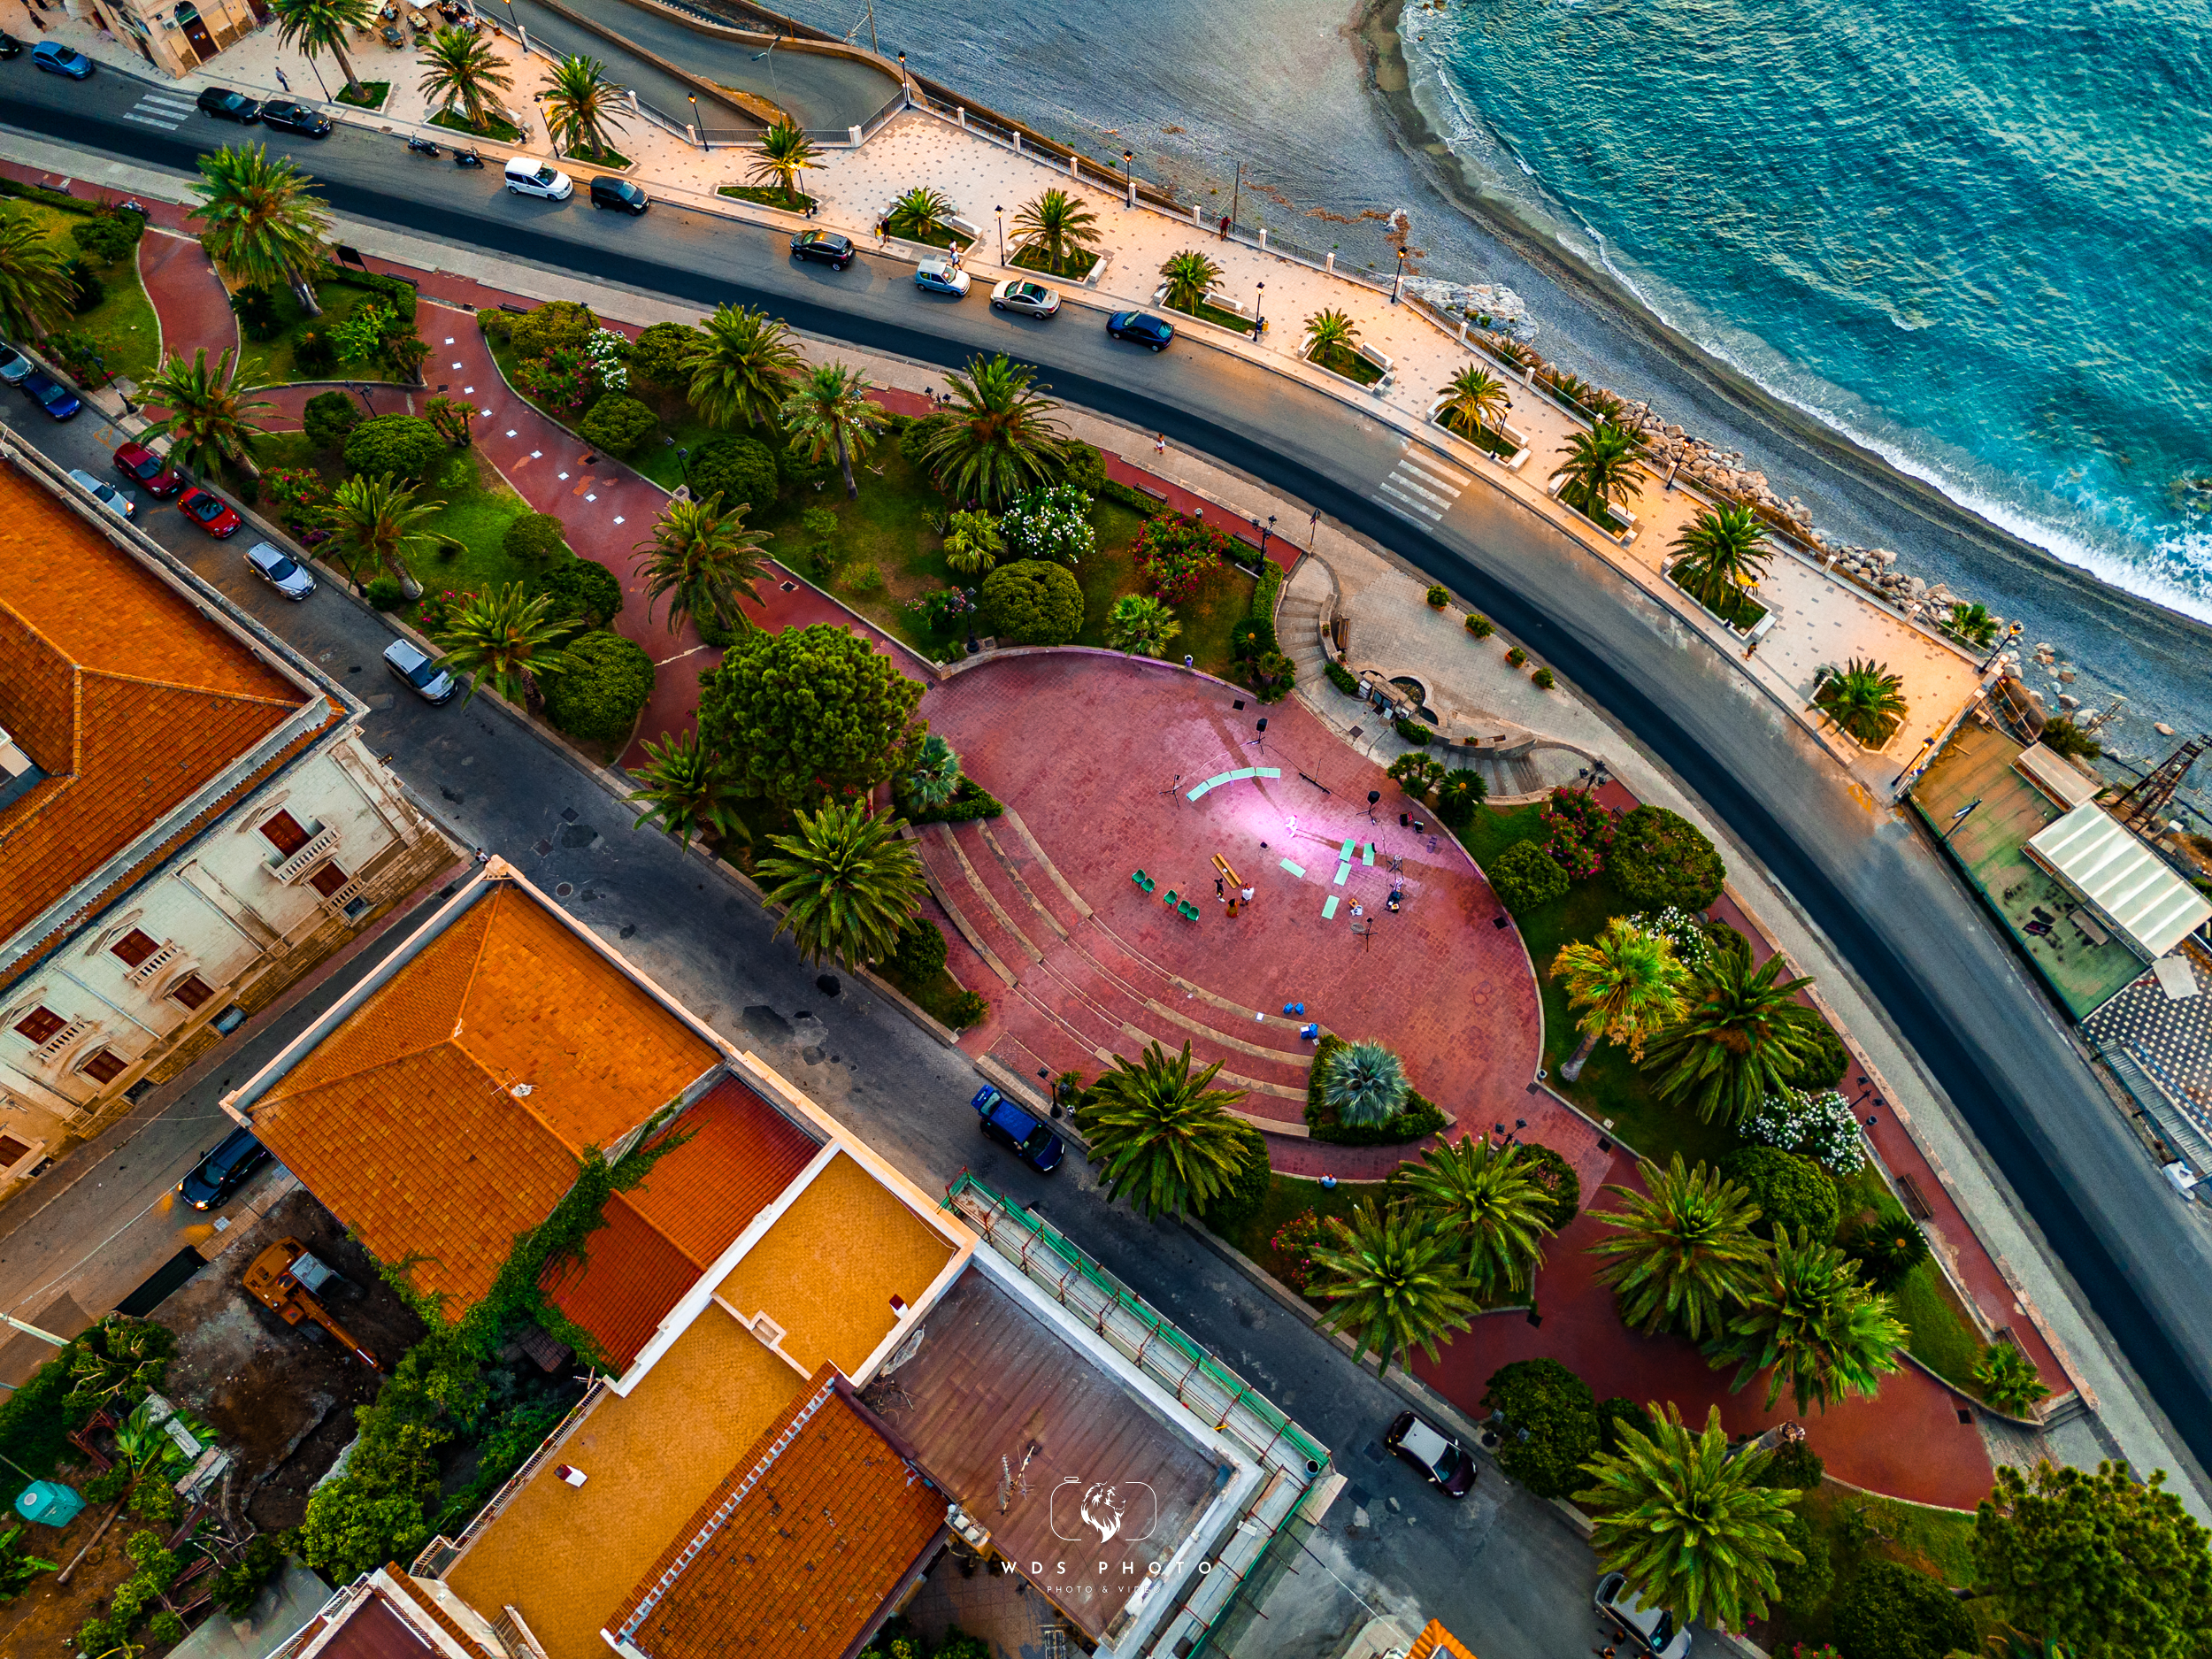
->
[990, 278, 1060, 319]
[0, 342, 31, 386]
[65, 467, 134, 519]
[1595, 1571, 1690, 1659]
[245, 540, 315, 601]
[383, 637, 456, 704]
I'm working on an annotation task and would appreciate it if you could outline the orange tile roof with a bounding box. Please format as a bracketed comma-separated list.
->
[1409, 1618, 1480, 1659]
[611, 1365, 943, 1659]
[0, 466, 307, 946]
[378, 1571, 502, 1659]
[541, 1193, 700, 1371]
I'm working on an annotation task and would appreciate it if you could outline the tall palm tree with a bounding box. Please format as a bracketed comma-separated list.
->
[1398, 1135, 1555, 1295]
[1816, 658, 1909, 749]
[434, 584, 577, 710]
[1550, 918, 1686, 1081]
[0, 214, 78, 339]
[885, 187, 956, 242]
[1578, 1402, 1804, 1633]
[780, 361, 888, 499]
[1642, 949, 1824, 1125]
[1074, 1040, 1251, 1220]
[756, 799, 926, 970]
[1717, 1228, 1907, 1413]
[189, 145, 333, 312]
[418, 27, 514, 130]
[1308, 1200, 1478, 1378]
[1011, 188, 1101, 275]
[627, 729, 748, 853]
[1302, 307, 1360, 366]
[1322, 1039, 1408, 1127]
[749, 122, 819, 204]
[1551, 419, 1646, 525]
[634, 492, 771, 636]
[1158, 249, 1223, 313]
[941, 510, 1002, 576]
[682, 303, 803, 430]
[271, 0, 375, 103]
[138, 349, 273, 480]
[1438, 363, 1512, 442]
[1669, 504, 1771, 613]
[539, 55, 628, 161]
[914, 353, 1070, 510]
[328, 472, 442, 599]
[904, 734, 962, 812]
[1588, 1154, 1769, 1341]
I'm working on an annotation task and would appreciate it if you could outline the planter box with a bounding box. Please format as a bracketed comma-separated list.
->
[1426, 398, 1531, 472]
[1301, 337, 1393, 393]
[1665, 560, 1771, 638]
[1150, 283, 1258, 340]
[1545, 473, 1639, 544]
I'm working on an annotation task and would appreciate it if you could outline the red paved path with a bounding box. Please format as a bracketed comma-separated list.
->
[136, 230, 238, 365]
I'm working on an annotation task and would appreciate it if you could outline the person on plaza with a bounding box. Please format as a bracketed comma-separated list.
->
[1216, 875, 1226, 900]
[1240, 886, 1255, 907]
[1319, 1173, 1337, 1191]
[1387, 887, 1402, 912]
[275, 65, 291, 91]
[1155, 432, 1168, 456]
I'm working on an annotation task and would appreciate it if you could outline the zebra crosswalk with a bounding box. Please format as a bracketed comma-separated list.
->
[1375, 448, 1467, 526]
[125, 89, 197, 132]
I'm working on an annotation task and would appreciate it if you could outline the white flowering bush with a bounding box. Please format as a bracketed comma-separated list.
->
[583, 330, 629, 393]
[1743, 1087, 1864, 1174]
[1001, 485, 1094, 566]
[1623, 906, 1713, 972]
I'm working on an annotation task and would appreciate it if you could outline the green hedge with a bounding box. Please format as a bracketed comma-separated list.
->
[543, 630, 654, 742]
[1304, 1034, 1450, 1145]
[896, 775, 1003, 824]
[0, 1336, 89, 1509]
[1247, 561, 1285, 657]
[1099, 478, 1170, 519]
[1325, 661, 1360, 695]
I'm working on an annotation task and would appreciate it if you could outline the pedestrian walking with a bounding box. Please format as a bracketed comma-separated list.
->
[1218, 213, 1231, 240]
[1216, 876, 1225, 899]
[1154, 432, 1167, 457]
[1240, 885, 1255, 907]
[275, 65, 291, 92]
[1349, 902, 1364, 918]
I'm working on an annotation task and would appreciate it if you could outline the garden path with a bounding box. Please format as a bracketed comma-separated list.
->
[134, 228, 239, 368]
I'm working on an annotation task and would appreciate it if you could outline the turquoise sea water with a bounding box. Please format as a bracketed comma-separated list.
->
[1402, 0, 2212, 623]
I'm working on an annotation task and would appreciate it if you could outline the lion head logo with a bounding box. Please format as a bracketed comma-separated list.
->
[1079, 1484, 1129, 1543]
[1050, 1478, 1156, 1544]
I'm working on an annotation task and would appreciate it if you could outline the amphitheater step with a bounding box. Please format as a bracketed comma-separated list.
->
[905, 827, 1018, 988]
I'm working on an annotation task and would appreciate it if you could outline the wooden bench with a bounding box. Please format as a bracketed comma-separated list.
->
[1895, 1173, 1935, 1220]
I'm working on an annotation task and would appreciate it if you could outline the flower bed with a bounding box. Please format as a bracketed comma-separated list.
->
[1303, 339, 1388, 388]
[718, 184, 815, 213]
[1431, 402, 1531, 467]
[1666, 560, 1770, 634]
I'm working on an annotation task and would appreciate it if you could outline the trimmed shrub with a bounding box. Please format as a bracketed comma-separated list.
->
[543, 630, 654, 742]
[1840, 1206, 1928, 1290]
[979, 559, 1083, 646]
[365, 576, 404, 611]
[503, 512, 569, 567]
[1435, 769, 1487, 828]
[1595, 1396, 1653, 1455]
[509, 297, 600, 359]
[295, 327, 337, 377]
[630, 320, 706, 388]
[890, 920, 948, 980]
[1759, 1439, 1826, 1492]
[1100, 478, 1169, 518]
[70, 213, 142, 265]
[1202, 1124, 1271, 1229]
[1506, 645, 1527, 667]
[1832, 1562, 1972, 1659]
[947, 990, 991, 1029]
[343, 413, 443, 480]
[302, 389, 363, 450]
[1325, 661, 1360, 695]
[1517, 1142, 1580, 1230]
[475, 306, 514, 342]
[1722, 1147, 1840, 1240]
[1303, 1034, 1449, 1146]
[578, 393, 658, 457]
[688, 435, 780, 520]
[898, 411, 956, 471]
[1057, 439, 1108, 495]
[1464, 613, 1494, 639]
[1394, 717, 1431, 746]
[1481, 1358, 1600, 1498]
[1489, 840, 1568, 914]
[1531, 666, 1555, 690]
[535, 556, 624, 628]
[1425, 583, 1449, 609]
[1610, 804, 1726, 912]
[1786, 1019, 1852, 1091]
[65, 258, 104, 313]
[1772, 1511, 1834, 1617]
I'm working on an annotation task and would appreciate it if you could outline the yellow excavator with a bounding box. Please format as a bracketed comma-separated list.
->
[242, 1237, 381, 1371]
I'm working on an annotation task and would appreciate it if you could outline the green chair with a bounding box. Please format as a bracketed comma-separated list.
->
[1164, 889, 1179, 908]
[1133, 870, 1150, 891]
[1180, 902, 1200, 921]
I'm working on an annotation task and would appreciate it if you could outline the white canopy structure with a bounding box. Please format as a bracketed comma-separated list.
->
[2024, 803, 2212, 962]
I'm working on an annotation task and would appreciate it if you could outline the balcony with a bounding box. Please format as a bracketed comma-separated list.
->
[267, 823, 342, 885]
[30, 1018, 93, 1067]
[316, 875, 369, 918]
[124, 942, 182, 989]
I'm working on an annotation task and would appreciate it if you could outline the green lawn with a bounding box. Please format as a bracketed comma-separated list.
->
[336, 81, 391, 110]
[1167, 296, 1253, 334]
[1438, 407, 1520, 459]
[1764, 1480, 1985, 1655]
[1309, 341, 1385, 387]
[237, 276, 407, 389]
[1011, 245, 1097, 280]
[1667, 562, 1768, 632]
[1209, 1174, 1384, 1307]
[0, 200, 160, 381]
[718, 185, 815, 213]
[429, 108, 520, 142]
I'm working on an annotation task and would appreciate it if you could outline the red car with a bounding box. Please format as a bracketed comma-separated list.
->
[112, 441, 182, 498]
[177, 488, 243, 539]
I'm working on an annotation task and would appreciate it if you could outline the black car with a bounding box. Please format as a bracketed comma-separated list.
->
[259, 99, 334, 138]
[177, 1126, 272, 1211]
[196, 87, 262, 124]
[0, 32, 24, 58]
[790, 230, 855, 270]
[590, 176, 649, 215]
[1107, 311, 1175, 352]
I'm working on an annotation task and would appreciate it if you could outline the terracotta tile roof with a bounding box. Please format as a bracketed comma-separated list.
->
[1409, 1618, 1481, 1659]
[379, 1570, 503, 1659]
[541, 1193, 700, 1371]
[612, 1365, 943, 1659]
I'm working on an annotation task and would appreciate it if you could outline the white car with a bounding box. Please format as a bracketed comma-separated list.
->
[914, 256, 972, 298]
[65, 467, 134, 519]
[1595, 1571, 1690, 1659]
[245, 540, 316, 601]
[990, 278, 1060, 319]
[503, 155, 574, 201]
[0, 342, 32, 386]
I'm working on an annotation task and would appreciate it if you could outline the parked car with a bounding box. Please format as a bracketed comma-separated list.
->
[1106, 311, 1175, 352]
[30, 41, 94, 78]
[503, 155, 573, 201]
[0, 342, 32, 385]
[588, 175, 649, 214]
[245, 540, 315, 600]
[1382, 1410, 1476, 1498]
[176, 487, 243, 538]
[789, 230, 856, 270]
[1595, 1572, 1690, 1659]
[384, 637, 456, 703]
[196, 86, 261, 123]
[178, 1126, 273, 1211]
[65, 467, 134, 519]
[0, 32, 23, 59]
[913, 256, 971, 298]
[972, 1085, 1064, 1173]
[19, 370, 81, 420]
[112, 440, 183, 497]
[258, 99, 334, 138]
[990, 279, 1060, 319]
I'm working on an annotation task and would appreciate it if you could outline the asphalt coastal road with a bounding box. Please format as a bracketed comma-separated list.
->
[4, 52, 2211, 1492]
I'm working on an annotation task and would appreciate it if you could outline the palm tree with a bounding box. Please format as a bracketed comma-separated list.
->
[433, 584, 577, 710]
[941, 510, 1003, 576]
[0, 214, 78, 339]
[1322, 1039, 1407, 1127]
[1438, 364, 1512, 442]
[1717, 1228, 1907, 1413]
[1641, 948, 1824, 1125]
[1158, 249, 1223, 312]
[1302, 307, 1360, 366]
[1588, 1154, 1769, 1341]
[1578, 1402, 1804, 1633]
[683, 303, 803, 430]
[1108, 594, 1180, 657]
[634, 492, 771, 635]
[540, 55, 627, 161]
[1972, 1340, 2052, 1417]
[271, 0, 375, 103]
[904, 734, 962, 812]
[1550, 918, 1686, 1081]
[329, 472, 441, 600]
[189, 145, 333, 312]
[1668, 504, 1770, 613]
[1551, 419, 1646, 525]
[1945, 601, 1999, 649]
[1308, 1200, 1478, 1378]
[781, 361, 888, 499]
[138, 349, 273, 480]
[749, 122, 819, 204]
[913, 354, 1070, 510]
[1398, 1135, 1555, 1294]
[1075, 1040, 1251, 1220]
[886, 187, 956, 242]
[627, 729, 748, 853]
[756, 799, 926, 970]
[1011, 188, 1101, 275]
[1815, 658, 1909, 749]
[418, 27, 513, 131]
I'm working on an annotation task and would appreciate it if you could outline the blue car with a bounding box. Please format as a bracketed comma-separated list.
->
[30, 40, 94, 78]
[972, 1085, 1065, 1173]
[1106, 311, 1175, 352]
[20, 370, 81, 420]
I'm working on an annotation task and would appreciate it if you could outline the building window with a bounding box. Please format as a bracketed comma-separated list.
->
[12, 1007, 65, 1046]
[110, 929, 161, 969]
[258, 810, 311, 856]
[169, 975, 214, 1011]
[0, 1134, 29, 1168]
[309, 862, 352, 899]
[80, 1049, 127, 1085]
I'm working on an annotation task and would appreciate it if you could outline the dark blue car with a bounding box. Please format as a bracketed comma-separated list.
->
[20, 370, 81, 420]
[972, 1085, 1064, 1173]
[177, 1126, 271, 1211]
[1106, 311, 1175, 352]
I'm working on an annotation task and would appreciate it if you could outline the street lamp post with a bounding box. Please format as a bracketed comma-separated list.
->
[1391, 247, 1407, 304]
[689, 93, 701, 150]
[1252, 280, 1264, 342]
[1983, 619, 2021, 672]
[1122, 149, 1134, 208]
[995, 204, 1004, 264]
